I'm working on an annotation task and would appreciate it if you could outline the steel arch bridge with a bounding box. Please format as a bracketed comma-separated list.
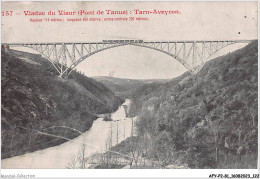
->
[2, 40, 252, 78]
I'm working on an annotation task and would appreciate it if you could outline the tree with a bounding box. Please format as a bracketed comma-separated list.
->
[151, 131, 176, 167]
[66, 144, 87, 169]
[207, 117, 222, 166]
[67, 154, 78, 169]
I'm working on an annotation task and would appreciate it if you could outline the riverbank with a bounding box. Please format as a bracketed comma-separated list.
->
[2, 100, 132, 169]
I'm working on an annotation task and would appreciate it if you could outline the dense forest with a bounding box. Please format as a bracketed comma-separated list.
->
[127, 41, 258, 168]
[1, 50, 123, 159]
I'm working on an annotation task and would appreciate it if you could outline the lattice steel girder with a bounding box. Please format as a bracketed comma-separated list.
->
[3, 40, 253, 78]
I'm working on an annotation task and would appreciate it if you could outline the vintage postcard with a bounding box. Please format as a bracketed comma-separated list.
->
[1, 1, 259, 178]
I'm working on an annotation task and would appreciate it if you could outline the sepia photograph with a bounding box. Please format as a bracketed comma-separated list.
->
[1, 1, 259, 178]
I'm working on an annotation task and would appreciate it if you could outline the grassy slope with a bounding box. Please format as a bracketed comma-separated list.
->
[128, 41, 258, 168]
[1, 50, 123, 159]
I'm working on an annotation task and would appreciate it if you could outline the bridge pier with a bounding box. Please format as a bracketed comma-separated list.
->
[2, 45, 9, 53]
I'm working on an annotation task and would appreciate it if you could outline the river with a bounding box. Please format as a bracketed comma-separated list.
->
[1, 99, 135, 169]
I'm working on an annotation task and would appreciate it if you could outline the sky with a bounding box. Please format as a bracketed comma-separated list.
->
[2, 1, 258, 79]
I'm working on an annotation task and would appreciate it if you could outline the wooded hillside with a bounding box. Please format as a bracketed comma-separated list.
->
[1, 50, 123, 159]
[128, 41, 258, 168]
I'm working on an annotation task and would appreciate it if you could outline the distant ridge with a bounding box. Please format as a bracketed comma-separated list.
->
[93, 76, 171, 98]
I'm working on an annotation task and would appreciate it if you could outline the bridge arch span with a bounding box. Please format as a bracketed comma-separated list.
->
[68, 43, 191, 77]
[4, 40, 252, 78]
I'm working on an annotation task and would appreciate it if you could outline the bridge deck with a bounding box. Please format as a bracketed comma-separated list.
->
[2, 39, 254, 45]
